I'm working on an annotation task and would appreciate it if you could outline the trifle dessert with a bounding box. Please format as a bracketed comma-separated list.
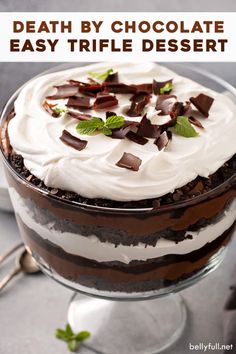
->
[0, 62, 236, 296]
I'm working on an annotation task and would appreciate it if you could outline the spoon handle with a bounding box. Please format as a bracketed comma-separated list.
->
[0, 266, 21, 292]
[0, 243, 24, 265]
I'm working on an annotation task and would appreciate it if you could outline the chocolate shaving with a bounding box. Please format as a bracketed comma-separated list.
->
[127, 92, 151, 117]
[110, 120, 138, 139]
[159, 118, 177, 132]
[111, 125, 133, 139]
[42, 100, 59, 117]
[106, 111, 117, 118]
[170, 102, 185, 119]
[93, 94, 118, 110]
[104, 72, 119, 83]
[66, 97, 91, 109]
[79, 83, 105, 97]
[105, 83, 137, 94]
[60, 130, 87, 151]
[126, 131, 148, 145]
[137, 114, 161, 138]
[155, 95, 177, 115]
[190, 93, 214, 117]
[188, 116, 204, 129]
[68, 111, 91, 121]
[87, 77, 99, 85]
[68, 80, 89, 87]
[46, 84, 79, 100]
[183, 101, 192, 115]
[134, 83, 153, 93]
[154, 131, 172, 151]
[116, 152, 142, 171]
[153, 79, 173, 95]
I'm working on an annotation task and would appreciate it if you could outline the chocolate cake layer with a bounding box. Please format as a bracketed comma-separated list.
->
[17, 216, 235, 293]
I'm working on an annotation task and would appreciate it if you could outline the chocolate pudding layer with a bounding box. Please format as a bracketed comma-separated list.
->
[17, 217, 235, 293]
[1, 62, 236, 295]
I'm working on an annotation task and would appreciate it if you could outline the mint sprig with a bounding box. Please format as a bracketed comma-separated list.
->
[171, 116, 199, 138]
[76, 117, 104, 135]
[88, 68, 113, 82]
[55, 324, 90, 352]
[76, 115, 125, 136]
[160, 82, 173, 94]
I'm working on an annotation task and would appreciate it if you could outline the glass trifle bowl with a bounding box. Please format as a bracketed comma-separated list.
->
[0, 62, 236, 354]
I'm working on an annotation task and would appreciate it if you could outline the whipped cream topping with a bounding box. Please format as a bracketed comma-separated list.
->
[9, 187, 236, 264]
[8, 62, 236, 201]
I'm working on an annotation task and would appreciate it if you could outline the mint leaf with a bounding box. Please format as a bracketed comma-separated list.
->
[66, 324, 74, 337]
[88, 68, 113, 81]
[55, 325, 90, 352]
[67, 339, 77, 352]
[53, 107, 67, 115]
[160, 82, 173, 94]
[105, 115, 124, 129]
[76, 117, 104, 135]
[172, 116, 199, 138]
[55, 329, 68, 341]
[76, 115, 125, 137]
[101, 126, 113, 136]
[76, 331, 91, 342]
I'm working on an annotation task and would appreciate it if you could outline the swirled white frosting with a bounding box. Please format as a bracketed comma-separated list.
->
[8, 62, 236, 201]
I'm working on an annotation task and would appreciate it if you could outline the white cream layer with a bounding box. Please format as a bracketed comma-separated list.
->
[9, 188, 236, 264]
[8, 62, 236, 201]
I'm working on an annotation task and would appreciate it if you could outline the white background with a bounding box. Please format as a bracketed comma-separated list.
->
[0, 12, 235, 62]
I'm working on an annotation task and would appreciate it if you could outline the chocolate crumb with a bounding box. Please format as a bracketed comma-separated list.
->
[185, 234, 193, 240]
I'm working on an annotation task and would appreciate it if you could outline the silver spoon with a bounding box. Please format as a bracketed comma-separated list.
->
[0, 249, 40, 292]
[0, 242, 24, 265]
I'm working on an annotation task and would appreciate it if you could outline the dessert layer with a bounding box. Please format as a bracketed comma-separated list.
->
[8, 152, 236, 209]
[18, 218, 234, 293]
[8, 62, 236, 201]
[10, 187, 236, 263]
